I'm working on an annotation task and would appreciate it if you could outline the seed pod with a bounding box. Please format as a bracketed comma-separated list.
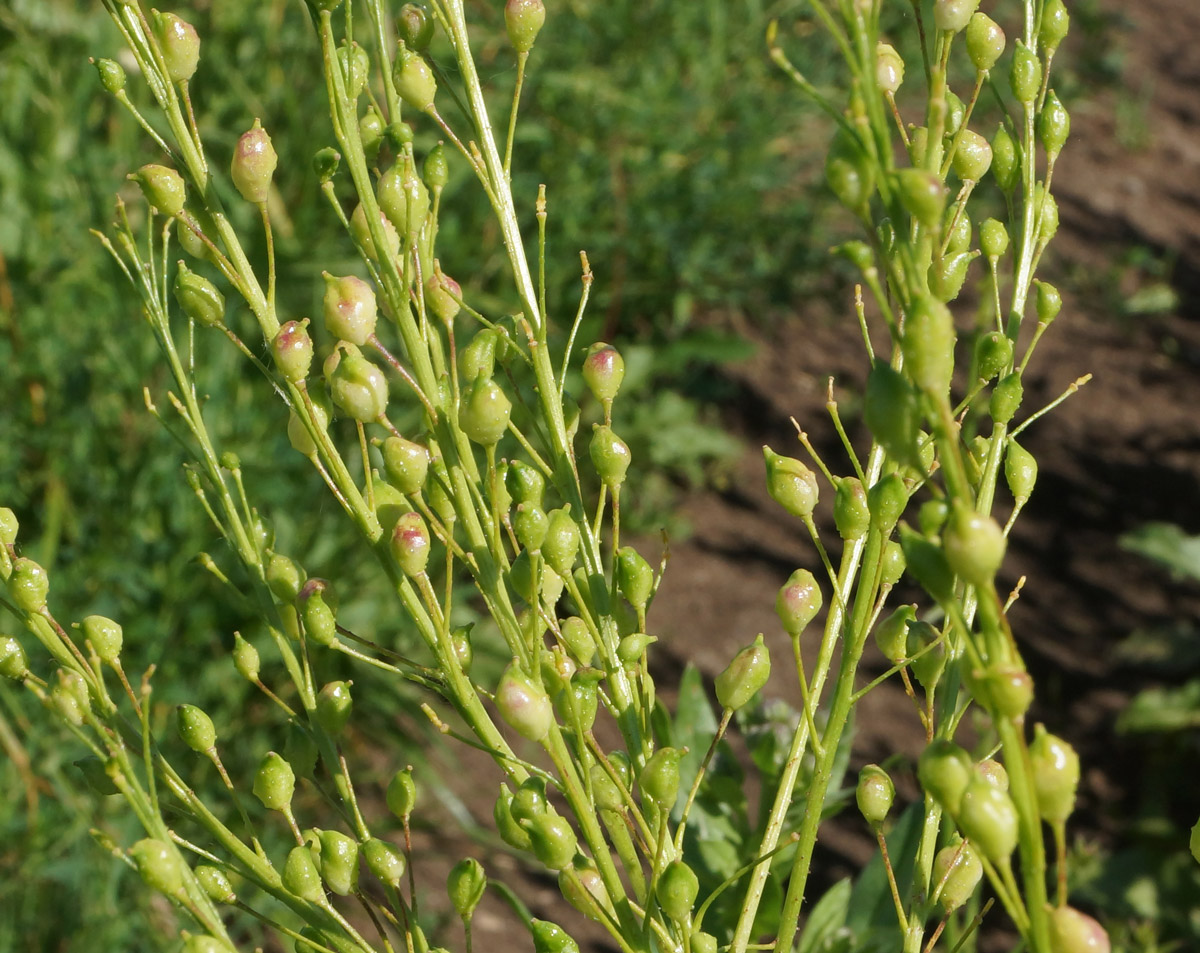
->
[131, 838, 186, 898]
[832, 477, 870, 541]
[391, 511, 431, 578]
[0, 636, 28, 680]
[422, 145, 449, 194]
[9, 557, 48, 613]
[775, 568, 823, 637]
[176, 704, 217, 753]
[764, 447, 819, 519]
[902, 296, 956, 397]
[929, 251, 977, 304]
[313, 147, 340, 183]
[980, 218, 1009, 260]
[460, 376, 512, 447]
[1005, 439, 1037, 505]
[918, 739, 974, 814]
[691, 933, 718, 953]
[1040, 190, 1060, 245]
[1039, 0, 1071, 53]
[907, 621, 946, 691]
[966, 12, 1005, 71]
[263, 553, 304, 604]
[378, 162, 430, 239]
[283, 844, 325, 902]
[990, 372, 1023, 424]
[495, 784, 534, 850]
[131, 164, 186, 217]
[183, 936, 234, 953]
[990, 125, 1019, 192]
[1009, 40, 1041, 105]
[974, 331, 1013, 383]
[426, 270, 462, 324]
[316, 829, 359, 895]
[590, 425, 632, 488]
[497, 660, 553, 742]
[524, 813, 577, 870]
[856, 764, 895, 826]
[543, 508, 581, 577]
[382, 437, 429, 495]
[531, 920, 580, 953]
[864, 361, 921, 467]
[933, 842, 983, 912]
[505, 0, 546, 53]
[617, 632, 656, 668]
[230, 633, 261, 682]
[77, 614, 122, 664]
[958, 775, 1019, 863]
[616, 547, 654, 610]
[555, 616, 592, 668]
[253, 751, 296, 812]
[504, 459, 545, 507]
[171, 261, 225, 328]
[322, 273, 378, 346]
[394, 42, 437, 112]
[1048, 906, 1110, 953]
[952, 129, 992, 183]
[338, 41, 370, 100]
[875, 42, 904, 94]
[715, 635, 771, 711]
[196, 865, 236, 904]
[933, 0, 978, 32]
[639, 747, 681, 810]
[359, 107, 384, 163]
[942, 502, 1005, 587]
[300, 584, 337, 647]
[873, 604, 915, 664]
[582, 342, 626, 406]
[448, 858, 487, 918]
[1039, 91, 1070, 162]
[560, 859, 609, 922]
[945, 209, 973, 255]
[0, 507, 17, 546]
[350, 202, 401, 262]
[1035, 280, 1062, 324]
[457, 328, 500, 385]
[326, 344, 389, 422]
[560, 669, 601, 732]
[975, 665, 1034, 719]
[364, 838, 407, 886]
[1029, 723, 1080, 824]
[900, 525, 955, 604]
[316, 680, 353, 735]
[976, 758, 1009, 791]
[153, 12, 200, 83]
[865, 475, 906, 538]
[825, 129, 874, 212]
[397, 3, 434, 51]
[267, 320, 313, 382]
[94, 57, 126, 94]
[231, 121, 277, 204]
[656, 859, 700, 922]
[386, 766, 418, 820]
[896, 169, 947, 232]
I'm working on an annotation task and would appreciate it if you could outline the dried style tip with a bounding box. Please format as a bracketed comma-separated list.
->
[231, 121, 277, 204]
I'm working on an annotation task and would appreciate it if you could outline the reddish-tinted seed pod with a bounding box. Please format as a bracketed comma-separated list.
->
[282, 844, 324, 902]
[364, 838, 407, 886]
[394, 42, 437, 112]
[966, 12, 1005, 71]
[152, 11, 200, 83]
[980, 218, 1009, 260]
[271, 320, 313, 382]
[834, 476, 871, 541]
[1005, 439, 1038, 505]
[383, 436, 429, 495]
[1010, 40, 1042, 105]
[918, 739, 974, 814]
[933, 0, 979, 33]
[582, 342, 625, 405]
[901, 296, 956, 396]
[640, 747, 682, 810]
[856, 764, 895, 826]
[933, 842, 983, 912]
[959, 775, 1019, 864]
[505, 0, 546, 53]
[81, 614, 123, 664]
[590, 425, 632, 488]
[231, 121, 277, 204]
[316, 680, 353, 735]
[325, 343, 389, 422]
[1040, 0, 1071, 53]
[531, 919, 581, 953]
[942, 502, 1005, 587]
[657, 859, 700, 922]
[131, 838, 186, 899]
[975, 331, 1013, 382]
[397, 3, 434, 51]
[131, 164, 186, 217]
[1039, 90, 1070, 162]
[1029, 723, 1080, 824]
[0, 636, 29, 681]
[386, 766, 418, 820]
[176, 704, 217, 753]
[990, 372, 1024, 425]
[195, 865, 236, 904]
[764, 447, 819, 519]
[991, 125, 1019, 192]
[497, 660, 553, 742]
[448, 857, 487, 919]
[715, 635, 771, 711]
[253, 751, 296, 812]
[322, 273, 378, 346]
[873, 604, 915, 664]
[460, 376, 512, 447]
[94, 57, 126, 94]
[776, 568, 823, 637]
[391, 511, 431, 578]
[875, 42, 904, 94]
[9, 557, 49, 613]
[896, 168, 947, 231]
[233, 633, 260, 681]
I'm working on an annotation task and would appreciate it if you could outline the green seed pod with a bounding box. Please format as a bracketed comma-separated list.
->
[865, 361, 921, 467]
[715, 634, 771, 711]
[873, 604, 915, 664]
[1039, 189, 1060, 244]
[183, 936, 234, 953]
[507, 550, 538, 605]
[378, 162, 430, 239]
[495, 784, 534, 850]
[288, 394, 331, 457]
[1039, 90, 1070, 162]
[195, 865, 236, 904]
[50, 676, 85, 725]
[930, 251, 978, 303]
[524, 813, 577, 870]
[990, 372, 1024, 424]
[510, 777, 550, 826]
[560, 859, 609, 923]
[131, 164, 186, 217]
[656, 859, 700, 922]
[558, 616, 594, 667]
[980, 218, 1009, 260]
[900, 525, 955, 604]
[531, 920, 580, 953]
[176, 704, 216, 753]
[394, 42, 437, 112]
[322, 273, 378, 346]
[359, 107, 384, 164]
[1039, 0, 1071, 53]
[990, 125, 1019, 192]
[639, 747, 682, 810]
[497, 660, 553, 742]
[965, 12, 1005, 71]
[460, 376, 512, 447]
[283, 844, 325, 902]
[0, 506, 17, 544]
[896, 169, 947, 231]
[880, 539, 906, 587]
[173, 262, 225, 328]
[350, 202, 401, 263]
[459, 328, 500, 384]
[316, 680, 353, 736]
[691, 933, 718, 953]
[775, 568, 823, 637]
[364, 838, 407, 886]
[426, 270, 462, 324]
[131, 838, 186, 899]
[0, 636, 28, 680]
[1029, 723, 1080, 824]
[825, 129, 874, 213]
[1005, 439, 1038, 505]
[423, 144, 449, 193]
[908, 126, 929, 169]
[232, 633, 260, 682]
[942, 502, 1005, 587]
[943, 89, 967, 137]
[316, 829, 359, 896]
[231, 121, 277, 204]
[901, 296, 956, 396]
[907, 620, 946, 691]
[933, 0, 979, 33]
[506, 460, 546, 506]
[313, 146, 340, 182]
[560, 669, 601, 732]
[590, 425, 632, 488]
[253, 751, 296, 812]
[266, 553, 306, 604]
[976, 758, 1009, 791]
[386, 766, 418, 820]
[918, 739, 974, 814]
[1035, 279, 1063, 324]
[875, 42, 904, 94]
[9, 557, 49, 613]
[1049, 907, 1110, 953]
[79, 614, 122, 664]
[1009, 40, 1042, 105]
[932, 842, 983, 912]
[338, 41, 370, 100]
[834, 240, 875, 273]
[833, 477, 871, 541]
[397, 3, 434, 51]
[764, 447, 819, 519]
[153, 11, 200, 83]
[589, 762, 624, 812]
[945, 208, 973, 255]
[270, 320, 313, 382]
[300, 584, 337, 647]
[582, 342, 625, 405]
[391, 511, 431, 578]
[856, 764, 895, 826]
[975, 665, 1034, 719]
[616, 546, 654, 610]
[326, 344, 389, 422]
[866, 474, 907, 537]
[505, 0, 546, 53]
[918, 499, 949, 538]
[383, 436, 429, 495]
[974, 331, 1013, 382]
[952, 129, 992, 182]
[958, 775, 1019, 863]
[543, 508, 581, 576]
[617, 632, 656, 667]
[94, 57, 126, 94]
[448, 857, 487, 918]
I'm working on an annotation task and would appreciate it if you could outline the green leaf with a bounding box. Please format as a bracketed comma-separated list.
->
[1120, 522, 1200, 582]
[796, 878, 852, 953]
[1118, 680, 1200, 733]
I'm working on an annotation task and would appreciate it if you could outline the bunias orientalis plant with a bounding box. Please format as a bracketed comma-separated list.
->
[0, 2, 1110, 953]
